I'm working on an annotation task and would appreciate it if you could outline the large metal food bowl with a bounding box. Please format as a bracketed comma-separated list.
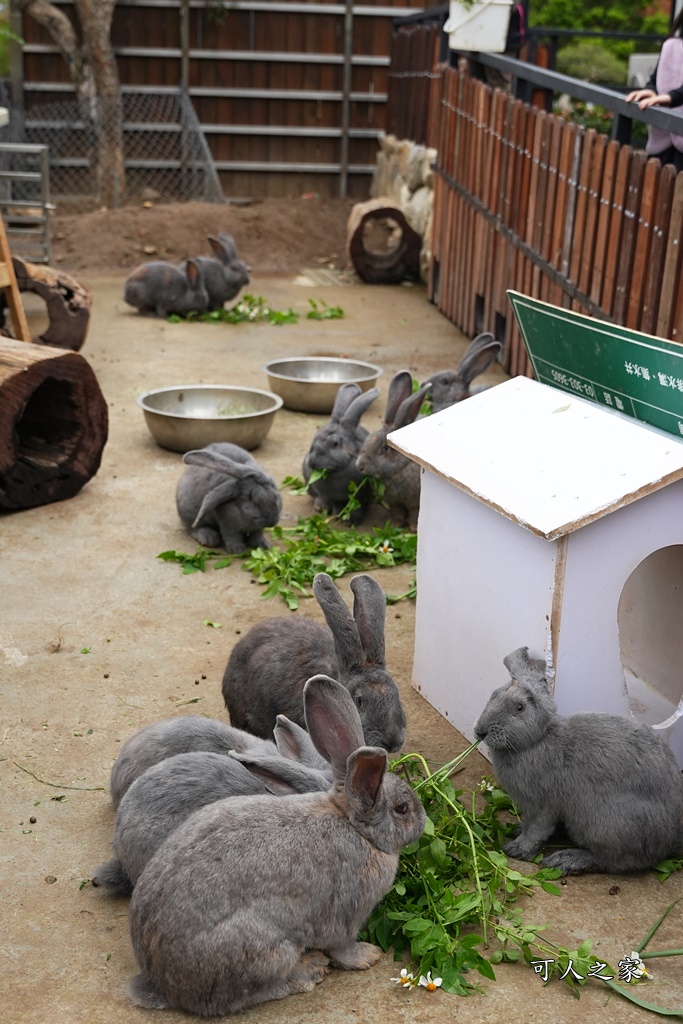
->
[137, 385, 283, 452]
[263, 356, 383, 414]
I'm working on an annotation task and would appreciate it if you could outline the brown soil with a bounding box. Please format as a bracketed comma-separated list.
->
[51, 198, 355, 276]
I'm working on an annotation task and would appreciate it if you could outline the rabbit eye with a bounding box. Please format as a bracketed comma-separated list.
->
[394, 801, 409, 815]
[514, 703, 524, 714]
[354, 694, 364, 710]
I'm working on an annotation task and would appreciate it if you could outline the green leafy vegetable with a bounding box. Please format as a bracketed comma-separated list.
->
[306, 298, 344, 320]
[167, 294, 341, 327]
[158, 513, 417, 609]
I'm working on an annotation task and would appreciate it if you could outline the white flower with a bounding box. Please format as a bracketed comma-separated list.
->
[391, 968, 416, 988]
[618, 952, 653, 983]
[629, 952, 652, 979]
[418, 971, 443, 991]
[479, 776, 494, 792]
[379, 539, 394, 554]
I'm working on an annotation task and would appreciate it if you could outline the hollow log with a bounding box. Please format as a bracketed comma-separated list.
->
[3, 258, 93, 351]
[0, 338, 108, 510]
[347, 197, 422, 285]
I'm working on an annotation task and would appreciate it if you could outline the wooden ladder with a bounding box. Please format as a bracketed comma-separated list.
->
[0, 214, 30, 342]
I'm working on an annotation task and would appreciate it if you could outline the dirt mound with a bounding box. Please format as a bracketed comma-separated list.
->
[51, 197, 355, 276]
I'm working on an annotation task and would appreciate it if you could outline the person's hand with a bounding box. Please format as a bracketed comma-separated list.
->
[625, 88, 672, 109]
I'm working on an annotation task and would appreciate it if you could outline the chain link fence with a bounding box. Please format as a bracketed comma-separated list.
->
[0, 90, 223, 212]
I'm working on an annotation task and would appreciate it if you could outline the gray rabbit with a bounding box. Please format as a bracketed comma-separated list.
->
[123, 259, 209, 318]
[95, 746, 330, 897]
[423, 332, 502, 413]
[222, 571, 406, 752]
[109, 714, 281, 809]
[302, 383, 380, 524]
[474, 646, 683, 875]
[127, 674, 426, 1016]
[355, 370, 430, 531]
[182, 233, 250, 311]
[176, 442, 282, 553]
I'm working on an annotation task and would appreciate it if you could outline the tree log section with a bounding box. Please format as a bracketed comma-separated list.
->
[347, 198, 422, 285]
[12, 257, 93, 351]
[0, 338, 108, 509]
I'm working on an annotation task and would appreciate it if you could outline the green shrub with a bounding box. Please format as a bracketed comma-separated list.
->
[556, 40, 627, 86]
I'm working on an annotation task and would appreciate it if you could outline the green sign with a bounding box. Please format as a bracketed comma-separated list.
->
[508, 290, 683, 441]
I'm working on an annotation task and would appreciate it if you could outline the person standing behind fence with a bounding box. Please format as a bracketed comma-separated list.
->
[626, 10, 683, 172]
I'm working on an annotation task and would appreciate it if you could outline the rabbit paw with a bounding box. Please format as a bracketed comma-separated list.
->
[291, 951, 330, 991]
[326, 941, 382, 971]
[503, 835, 542, 862]
[541, 848, 600, 875]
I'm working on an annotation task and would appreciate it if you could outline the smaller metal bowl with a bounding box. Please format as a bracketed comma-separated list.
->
[263, 356, 383, 414]
[137, 385, 283, 452]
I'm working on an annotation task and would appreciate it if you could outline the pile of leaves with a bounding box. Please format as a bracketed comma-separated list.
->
[167, 295, 343, 325]
[159, 512, 417, 609]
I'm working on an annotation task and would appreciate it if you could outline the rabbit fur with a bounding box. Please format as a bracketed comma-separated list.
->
[123, 259, 209, 318]
[302, 383, 380, 524]
[181, 233, 250, 311]
[355, 370, 431, 531]
[127, 674, 426, 1016]
[109, 714, 281, 809]
[95, 745, 331, 897]
[176, 442, 282, 553]
[222, 571, 407, 752]
[423, 332, 502, 413]
[473, 646, 683, 875]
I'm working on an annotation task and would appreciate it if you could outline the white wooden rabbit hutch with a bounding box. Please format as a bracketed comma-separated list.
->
[389, 299, 683, 768]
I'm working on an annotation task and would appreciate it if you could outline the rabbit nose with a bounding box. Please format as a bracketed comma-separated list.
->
[474, 725, 487, 740]
[384, 729, 405, 753]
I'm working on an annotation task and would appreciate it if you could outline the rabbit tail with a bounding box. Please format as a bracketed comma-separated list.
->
[93, 857, 134, 897]
[127, 973, 171, 1010]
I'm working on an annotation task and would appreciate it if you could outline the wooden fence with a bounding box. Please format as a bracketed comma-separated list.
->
[427, 65, 683, 376]
[13, 0, 442, 199]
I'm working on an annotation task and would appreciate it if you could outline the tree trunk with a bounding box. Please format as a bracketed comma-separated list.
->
[76, 0, 125, 208]
[18, 0, 126, 207]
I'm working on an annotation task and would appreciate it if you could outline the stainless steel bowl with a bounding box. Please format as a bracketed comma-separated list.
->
[137, 385, 283, 452]
[263, 357, 383, 414]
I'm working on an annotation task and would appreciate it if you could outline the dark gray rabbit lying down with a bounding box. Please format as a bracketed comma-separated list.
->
[127, 675, 426, 1017]
[176, 442, 282, 553]
[123, 258, 209, 318]
[474, 646, 683, 875]
[95, 748, 331, 896]
[222, 571, 407, 752]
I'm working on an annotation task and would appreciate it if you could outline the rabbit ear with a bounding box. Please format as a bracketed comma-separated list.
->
[393, 383, 431, 429]
[185, 259, 201, 287]
[218, 233, 238, 260]
[384, 371, 414, 427]
[330, 382, 362, 423]
[349, 574, 386, 667]
[229, 750, 328, 795]
[345, 747, 387, 813]
[303, 674, 365, 777]
[183, 448, 249, 478]
[503, 646, 548, 689]
[313, 573, 364, 673]
[207, 235, 225, 259]
[340, 386, 380, 428]
[456, 333, 502, 385]
[273, 714, 328, 771]
[191, 479, 241, 527]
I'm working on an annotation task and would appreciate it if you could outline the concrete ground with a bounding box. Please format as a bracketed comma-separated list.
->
[2, 275, 682, 1024]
